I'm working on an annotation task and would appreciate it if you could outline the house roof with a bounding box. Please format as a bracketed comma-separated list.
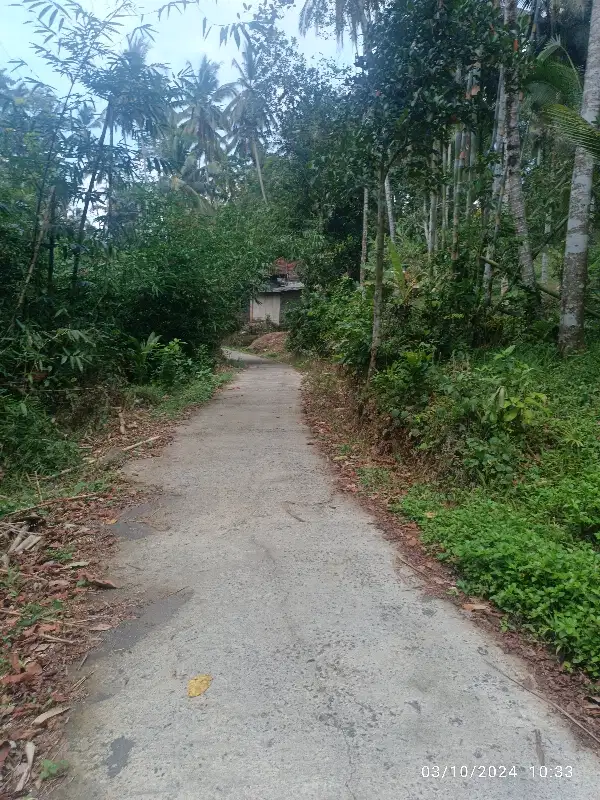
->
[272, 258, 300, 281]
[259, 281, 304, 294]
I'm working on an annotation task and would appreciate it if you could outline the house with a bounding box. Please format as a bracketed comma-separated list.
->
[249, 259, 304, 326]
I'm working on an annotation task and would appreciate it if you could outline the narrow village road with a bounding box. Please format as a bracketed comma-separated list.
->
[60, 352, 599, 799]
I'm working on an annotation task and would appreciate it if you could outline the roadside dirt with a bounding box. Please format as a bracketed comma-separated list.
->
[247, 331, 288, 355]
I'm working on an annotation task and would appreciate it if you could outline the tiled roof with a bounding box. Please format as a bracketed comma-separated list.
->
[272, 258, 300, 280]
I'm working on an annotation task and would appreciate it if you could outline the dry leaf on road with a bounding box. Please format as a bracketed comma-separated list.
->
[188, 675, 212, 698]
[82, 573, 118, 589]
[462, 603, 490, 612]
[33, 706, 70, 726]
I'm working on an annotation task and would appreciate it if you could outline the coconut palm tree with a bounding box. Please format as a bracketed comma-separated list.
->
[72, 35, 169, 282]
[225, 43, 275, 205]
[177, 56, 232, 165]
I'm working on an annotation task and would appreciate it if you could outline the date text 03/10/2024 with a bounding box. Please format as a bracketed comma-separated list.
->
[420, 766, 574, 779]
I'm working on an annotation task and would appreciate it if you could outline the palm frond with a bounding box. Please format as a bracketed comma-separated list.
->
[543, 104, 600, 161]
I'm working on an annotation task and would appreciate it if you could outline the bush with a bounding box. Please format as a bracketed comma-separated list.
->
[286, 278, 373, 372]
[401, 489, 600, 676]
[0, 396, 80, 479]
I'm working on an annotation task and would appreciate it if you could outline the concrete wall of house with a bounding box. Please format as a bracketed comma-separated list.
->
[250, 293, 281, 324]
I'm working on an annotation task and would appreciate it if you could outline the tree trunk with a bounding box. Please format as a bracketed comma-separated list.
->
[368, 162, 386, 380]
[13, 187, 55, 320]
[504, 0, 537, 291]
[428, 147, 438, 264]
[465, 131, 477, 218]
[360, 186, 369, 285]
[558, 0, 600, 353]
[483, 163, 507, 306]
[47, 187, 56, 292]
[107, 110, 114, 239]
[451, 126, 465, 261]
[483, 72, 508, 305]
[427, 141, 444, 264]
[384, 175, 395, 242]
[541, 212, 551, 285]
[428, 190, 438, 262]
[441, 140, 451, 248]
[491, 67, 507, 201]
[72, 109, 110, 287]
[251, 139, 268, 206]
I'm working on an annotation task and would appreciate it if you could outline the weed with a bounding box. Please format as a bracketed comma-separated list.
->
[0, 565, 22, 597]
[357, 466, 391, 491]
[155, 371, 230, 419]
[40, 759, 69, 781]
[46, 544, 75, 563]
[400, 487, 600, 676]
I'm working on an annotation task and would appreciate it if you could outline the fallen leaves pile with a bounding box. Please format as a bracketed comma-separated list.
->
[0, 407, 180, 796]
[0, 490, 133, 796]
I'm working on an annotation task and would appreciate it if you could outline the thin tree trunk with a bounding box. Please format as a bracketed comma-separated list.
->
[451, 126, 465, 261]
[491, 67, 507, 201]
[107, 110, 114, 238]
[541, 212, 551, 285]
[465, 132, 477, 218]
[72, 110, 110, 287]
[558, 0, 600, 353]
[428, 148, 438, 264]
[47, 188, 56, 292]
[484, 163, 508, 305]
[251, 139, 268, 206]
[360, 186, 369, 285]
[384, 175, 395, 242]
[504, 0, 536, 291]
[428, 191, 438, 261]
[368, 162, 386, 380]
[14, 187, 55, 320]
[441, 140, 451, 248]
[483, 72, 508, 305]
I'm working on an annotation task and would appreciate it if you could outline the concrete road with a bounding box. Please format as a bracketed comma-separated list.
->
[60, 352, 599, 799]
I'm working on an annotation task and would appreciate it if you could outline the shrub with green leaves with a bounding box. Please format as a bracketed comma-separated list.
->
[0, 395, 80, 479]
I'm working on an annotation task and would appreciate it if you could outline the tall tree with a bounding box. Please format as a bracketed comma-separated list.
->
[504, 0, 537, 292]
[226, 43, 274, 205]
[558, 0, 600, 352]
[72, 35, 168, 283]
[178, 56, 232, 164]
[300, 0, 382, 278]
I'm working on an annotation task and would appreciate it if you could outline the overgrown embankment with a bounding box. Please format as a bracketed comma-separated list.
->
[290, 280, 600, 682]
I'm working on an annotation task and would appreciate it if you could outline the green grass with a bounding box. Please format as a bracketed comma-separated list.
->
[357, 466, 391, 491]
[0, 370, 232, 517]
[398, 487, 600, 676]
[390, 342, 600, 677]
[154, 370, 232, 418]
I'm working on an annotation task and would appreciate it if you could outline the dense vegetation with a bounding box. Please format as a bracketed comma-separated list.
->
[0, 1, 335, 494]
[2, 0, 600, 674]
[282, 0, 600, 676]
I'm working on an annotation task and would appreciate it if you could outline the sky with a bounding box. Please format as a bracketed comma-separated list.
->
[0, 0, 353, 90]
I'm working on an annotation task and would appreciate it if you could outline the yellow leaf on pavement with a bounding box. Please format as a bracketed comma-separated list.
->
[188, 674, 212, 697]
